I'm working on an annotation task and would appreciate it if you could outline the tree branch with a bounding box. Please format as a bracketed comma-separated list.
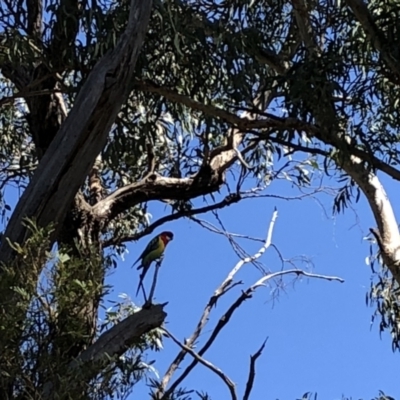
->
[164, 328, 237, 400]
[164, 268, 342, 399]
[93, 173, 223, 223]
[144, 259, 162, 307]
[0, 0, 153, 265]
[49, 0, 81, 68]
[134, 79, 314, 133]
[243, 339, 268, 400]
[290, 0, 400, 288]
[345, 0, 400, 81]
[42, 303, 167, 399]
[341, 157, 400, 284]
[103, 193, 241, 247]
[26, 0, 43, 39]
[291, 0, 320, 54]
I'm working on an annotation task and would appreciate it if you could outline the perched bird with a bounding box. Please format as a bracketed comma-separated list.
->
[133, 231, 174, 297]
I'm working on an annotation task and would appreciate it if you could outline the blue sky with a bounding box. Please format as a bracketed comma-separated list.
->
[101, 173, 400, 399]
[2, 157, 398, 400]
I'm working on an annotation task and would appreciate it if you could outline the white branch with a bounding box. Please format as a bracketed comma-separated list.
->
[251, 269, 344, 290]
[218, 208, 279, 290]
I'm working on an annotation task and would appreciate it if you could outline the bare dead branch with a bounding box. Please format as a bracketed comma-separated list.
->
[156, 274, 240, 397]
[42, 303, 167, 399]
[164, 328, 238, 400]
[251, 269, 344, 288]
[219, 208, 279, 290]
[243, 339, 268, 400]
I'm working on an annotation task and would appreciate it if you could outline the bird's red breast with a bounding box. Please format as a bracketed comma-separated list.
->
[160, 235, 170, 246]
[160, 231, 174, 246]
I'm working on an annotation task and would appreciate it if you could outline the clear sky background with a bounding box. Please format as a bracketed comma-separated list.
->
[99, 171, 400, 399]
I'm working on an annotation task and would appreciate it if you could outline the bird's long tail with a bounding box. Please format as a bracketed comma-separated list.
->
[131, 257, 141, 268]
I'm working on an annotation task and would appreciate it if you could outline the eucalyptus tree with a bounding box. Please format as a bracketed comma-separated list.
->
[0, 0, 400, 398]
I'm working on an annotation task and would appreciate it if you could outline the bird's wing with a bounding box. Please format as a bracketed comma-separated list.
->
[133, 236, 161, 269]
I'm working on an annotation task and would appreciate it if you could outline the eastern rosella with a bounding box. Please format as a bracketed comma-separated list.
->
[133, 231, 174, 296]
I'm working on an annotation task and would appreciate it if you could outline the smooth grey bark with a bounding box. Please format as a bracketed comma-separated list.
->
[0, 0, 153, 265]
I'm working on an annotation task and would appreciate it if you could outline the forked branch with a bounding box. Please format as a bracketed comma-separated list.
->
[164, 328, 238, 400]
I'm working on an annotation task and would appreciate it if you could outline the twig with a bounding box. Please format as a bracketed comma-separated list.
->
[134, 79, 320, 133]
[190, 218, 265, 243]
[369, 227, 384, 253]
[234, 146, 252, 170]
[243, 339, 268, 400]
[164, 328, 238, 400]
[156, 275, 237, 398]
[0, 88, 65, 107]
[251, 269, 344, 289]
[145, 142, 156, 178]
[145, 259, 162, 307]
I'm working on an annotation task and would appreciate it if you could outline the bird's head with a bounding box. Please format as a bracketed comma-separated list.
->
[160, 231, 174, 243]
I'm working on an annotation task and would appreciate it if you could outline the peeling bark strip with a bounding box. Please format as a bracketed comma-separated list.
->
[0, 1, 153, 265]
